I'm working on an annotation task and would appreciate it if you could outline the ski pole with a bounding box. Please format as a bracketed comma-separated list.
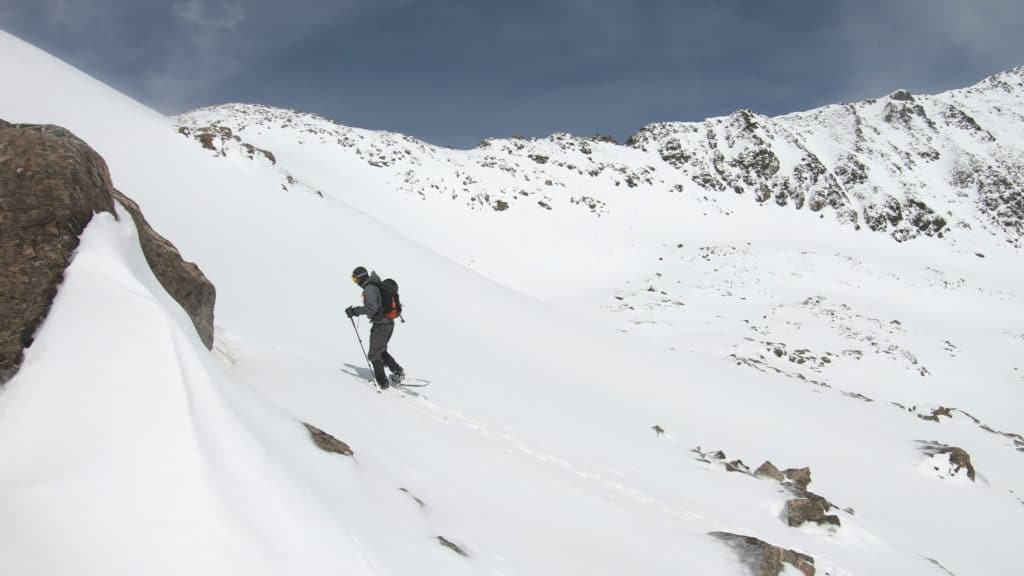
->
[350, 317, 374, 382]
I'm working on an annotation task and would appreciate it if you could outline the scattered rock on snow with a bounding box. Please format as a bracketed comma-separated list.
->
[302, 422, 353, 456]
[695, 450, 842, 529]
[710, 531, 815, 576]
[726, 459, 751, 473]
[917, 406, 953, 422]
[437, 536, 469, 557]
[399, 488, 425, 507]
[918, 441, 976, 481]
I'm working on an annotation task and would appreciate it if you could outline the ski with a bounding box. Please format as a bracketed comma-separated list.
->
[392, 377, 430, 388]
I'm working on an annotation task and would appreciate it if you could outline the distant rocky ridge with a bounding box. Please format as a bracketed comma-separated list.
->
[0, 121, 215, 383]
[177, 65, 1024, 248]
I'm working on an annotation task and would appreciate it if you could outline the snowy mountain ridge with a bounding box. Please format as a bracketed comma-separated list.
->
[178, 65, 1024, 248]
[2, 30, 1023, 576]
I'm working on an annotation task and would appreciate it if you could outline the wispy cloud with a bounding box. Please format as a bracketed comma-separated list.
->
[142, 0, 249, 110]
[4, 0, 1022, 144]
[4, 0, 394, 113]
[833, 0, 1024, 99]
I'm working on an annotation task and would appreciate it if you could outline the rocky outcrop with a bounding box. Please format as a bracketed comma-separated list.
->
[710, 532, 815, 576]
[694, 448, 842, 529]
[112, 190, 215, 349]
[0, 121, 215, 383]
[1, 122, 116, 381]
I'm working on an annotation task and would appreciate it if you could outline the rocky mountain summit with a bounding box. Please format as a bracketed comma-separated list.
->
[177, 66, 1024, 248]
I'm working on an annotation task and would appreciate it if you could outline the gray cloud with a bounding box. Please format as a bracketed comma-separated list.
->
[4, 0, 402, 112]
[3, 0, 1022, 145]
[142, 0, 249, 110]
[833, 0, 1024, 99]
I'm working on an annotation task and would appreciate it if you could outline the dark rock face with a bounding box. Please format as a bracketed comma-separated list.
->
[1, 123, 116, 382]
[0, 121, 215, 383]
[112, 190, 215, 349]
[302, 422, 353, 456]
[710, 532, 815, 576]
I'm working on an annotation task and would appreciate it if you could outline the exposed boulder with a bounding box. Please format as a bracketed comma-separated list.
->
[710, 532, 815, 576]
[1, 123, 116, 382]
[0, 121, 216, 383]
[785, 497, 841, 528]
[754, 461, 785, 482]
[783, 467, 812, 491]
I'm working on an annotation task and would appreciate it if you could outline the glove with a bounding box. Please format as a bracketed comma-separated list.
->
[345, 306, 358, 318]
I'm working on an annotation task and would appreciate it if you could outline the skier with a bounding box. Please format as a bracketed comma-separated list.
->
[346, 266, 404, 389]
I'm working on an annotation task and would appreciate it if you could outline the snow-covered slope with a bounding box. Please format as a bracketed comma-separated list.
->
[1, 30, 1023, 576]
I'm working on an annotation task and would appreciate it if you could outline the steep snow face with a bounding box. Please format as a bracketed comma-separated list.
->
[0, 209, 375, 575]
[2, 30, 1024, 576]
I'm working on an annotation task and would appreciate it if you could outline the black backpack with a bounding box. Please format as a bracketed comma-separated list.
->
[370, 277, 402, 320]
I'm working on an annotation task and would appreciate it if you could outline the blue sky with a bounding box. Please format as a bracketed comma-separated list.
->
[4, 0, 1023, 148]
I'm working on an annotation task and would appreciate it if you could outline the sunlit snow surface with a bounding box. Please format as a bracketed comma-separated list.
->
[1, 31, 1022, 575]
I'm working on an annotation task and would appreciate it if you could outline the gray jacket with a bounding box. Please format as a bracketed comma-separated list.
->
[352, 271, 394, 326]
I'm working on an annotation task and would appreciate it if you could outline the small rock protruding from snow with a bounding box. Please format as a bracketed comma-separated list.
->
[437, 536, 469, 557]
[302, 422, 354, 457]
[918, 441, 977, 482]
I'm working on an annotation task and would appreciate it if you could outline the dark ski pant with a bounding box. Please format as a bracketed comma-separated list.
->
[368, 322, 402, 387]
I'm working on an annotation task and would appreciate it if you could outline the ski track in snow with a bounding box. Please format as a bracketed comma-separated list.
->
[388, 384, 712, 525]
